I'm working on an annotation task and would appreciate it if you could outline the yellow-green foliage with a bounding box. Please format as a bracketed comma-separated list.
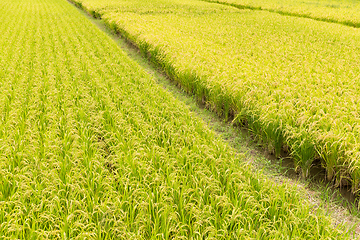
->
[203, 0, 360, 27]
[71, 0, 360, 192]
[0, 0, 350, 238]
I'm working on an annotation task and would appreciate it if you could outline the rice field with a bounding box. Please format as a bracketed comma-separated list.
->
[70, 0, 360, 194]
[1, 0, 352, 238]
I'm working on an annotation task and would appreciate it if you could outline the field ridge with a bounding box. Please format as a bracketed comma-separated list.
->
[69, 0, 360, 196]
[201, 0, 360, 28]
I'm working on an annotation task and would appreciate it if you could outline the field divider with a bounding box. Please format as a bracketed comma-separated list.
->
[200, 0, 360, 28]
[67, 0, 360, 196]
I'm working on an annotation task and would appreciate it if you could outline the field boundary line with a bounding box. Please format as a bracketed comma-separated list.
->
[201, 0, 360, 28]
[67, 0, 360, 197]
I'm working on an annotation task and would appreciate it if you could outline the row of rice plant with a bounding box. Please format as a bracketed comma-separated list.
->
[0, 0, 352, 238]
[202, 0, 360, 28]
[71, 0, 360, 193]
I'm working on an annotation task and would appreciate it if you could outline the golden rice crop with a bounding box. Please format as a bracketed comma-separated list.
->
[0, 0, 353, 238]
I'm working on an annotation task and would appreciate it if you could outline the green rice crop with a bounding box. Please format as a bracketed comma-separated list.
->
[202, 0, 360, 28]
[71, 0, 360, 193]
[0, 0, 352, 238]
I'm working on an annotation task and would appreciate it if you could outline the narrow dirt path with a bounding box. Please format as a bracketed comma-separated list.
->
[70, 1, 360, 237]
